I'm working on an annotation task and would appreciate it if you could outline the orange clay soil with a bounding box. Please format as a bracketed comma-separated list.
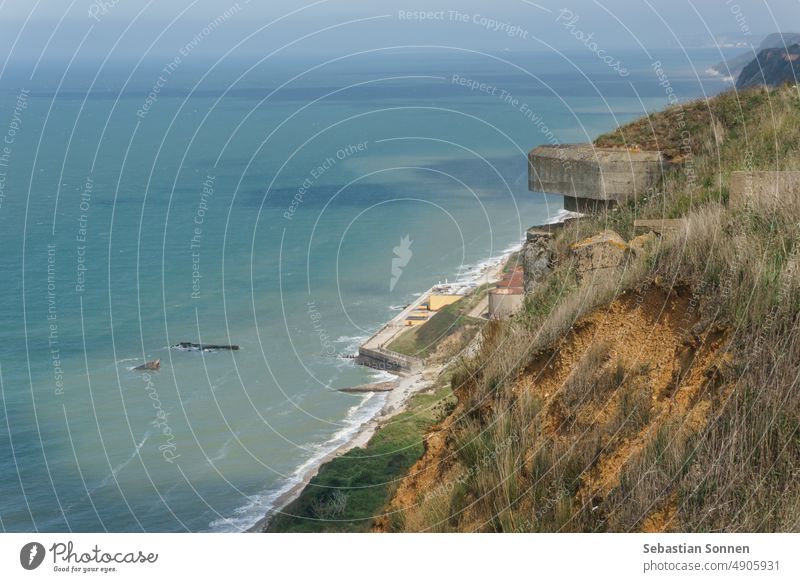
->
[376, 284, 731, 532]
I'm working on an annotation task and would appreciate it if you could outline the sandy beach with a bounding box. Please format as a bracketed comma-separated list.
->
[247, 365, 435, 532]
[249, 240, 523, 532]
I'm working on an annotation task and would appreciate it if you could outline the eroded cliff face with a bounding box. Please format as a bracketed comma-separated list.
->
[377, 284, 730, 532]
[521, 229, 554, 295]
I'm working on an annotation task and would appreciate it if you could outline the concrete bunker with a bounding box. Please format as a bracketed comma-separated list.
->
[529, 144, 669, 211]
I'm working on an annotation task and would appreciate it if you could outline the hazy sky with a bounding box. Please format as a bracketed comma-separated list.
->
[0, 0, 798, 62]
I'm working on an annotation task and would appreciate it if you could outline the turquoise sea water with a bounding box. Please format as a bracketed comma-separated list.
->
[0, 48, 734, 531]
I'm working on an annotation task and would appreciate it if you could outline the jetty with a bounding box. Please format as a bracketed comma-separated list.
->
[174, 342, 240, 351]
[337, 381, 396, 394]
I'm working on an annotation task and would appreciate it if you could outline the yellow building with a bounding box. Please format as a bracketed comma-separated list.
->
[405, 314, 429, 326]
[405, 308, 431, 326]
[428, 294, 460, 311]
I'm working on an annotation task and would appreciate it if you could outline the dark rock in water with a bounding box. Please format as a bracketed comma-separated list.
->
[134, 359, 160, 371]
[736, 44, 800, 89]
[174, 342, 240, 352]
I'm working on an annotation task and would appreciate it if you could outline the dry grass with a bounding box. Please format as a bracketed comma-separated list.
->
[389, 85, 800, 533]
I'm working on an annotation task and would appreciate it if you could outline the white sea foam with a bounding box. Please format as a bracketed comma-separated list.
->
[208, 438, 234, 464]
[219, 220, 577, 532]
[544, 208, 582, 224]
[96, 431, 150, 490]
[452, 239, 524, 289]
[335, 334, 369, 354]
[208, 391, 386, 532]
[369, 369, 397, 382]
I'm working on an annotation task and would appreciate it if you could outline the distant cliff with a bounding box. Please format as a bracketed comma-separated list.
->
[710, 32, 800, 78]
[736, 44, 800, 89]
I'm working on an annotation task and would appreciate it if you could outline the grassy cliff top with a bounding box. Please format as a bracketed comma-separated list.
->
[589, 84, 800, 234]
[268, 84, 800, 534]
[594, 86, 796, 161]
[385, 84, 800, 533]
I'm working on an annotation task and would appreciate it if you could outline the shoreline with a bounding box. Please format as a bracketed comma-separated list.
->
[247, 366, 434, 532]
[247, 238, 524, 532]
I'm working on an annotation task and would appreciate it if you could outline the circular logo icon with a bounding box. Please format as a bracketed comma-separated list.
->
[20, 542, 46, 570]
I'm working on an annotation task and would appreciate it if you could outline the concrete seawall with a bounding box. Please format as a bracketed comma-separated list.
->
[356, 346, 422, 372]
[356, 287, 431, 373]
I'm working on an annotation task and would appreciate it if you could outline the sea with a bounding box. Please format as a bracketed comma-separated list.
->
[0, 47, 736, 532]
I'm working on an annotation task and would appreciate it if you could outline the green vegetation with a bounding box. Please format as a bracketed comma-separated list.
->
[591, 87, 800, 232]
[391, 84, 800, 532]
[266, 383, 456, 532]
[388, 298, 483, 360]
[270, 84, 800, 534]
[390, 252, 521, 360]
[594, 87, 773, 160]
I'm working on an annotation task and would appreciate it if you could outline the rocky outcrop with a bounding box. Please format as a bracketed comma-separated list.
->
[337, 381, 396, 393]
[133, 359, 160, 371]
[525, 226, 649, 290]
[173, 342, 240, 351]
[628, 231, 657, 256]
[736, 44, 800, 89]
[522, 228, 554, 295]
[633, 218, 684, 235]
[570, 229, 629, 280]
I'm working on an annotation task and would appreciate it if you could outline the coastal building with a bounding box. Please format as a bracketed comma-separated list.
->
[488, 287, 524, 318]
[487, 266, 525, 319]
[496, 266, 524, 289]
[403, 292, 461, 326]
[428, 293, 461, 311]
[397, 282, 470, 327]
[405, 310, 431, 326]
